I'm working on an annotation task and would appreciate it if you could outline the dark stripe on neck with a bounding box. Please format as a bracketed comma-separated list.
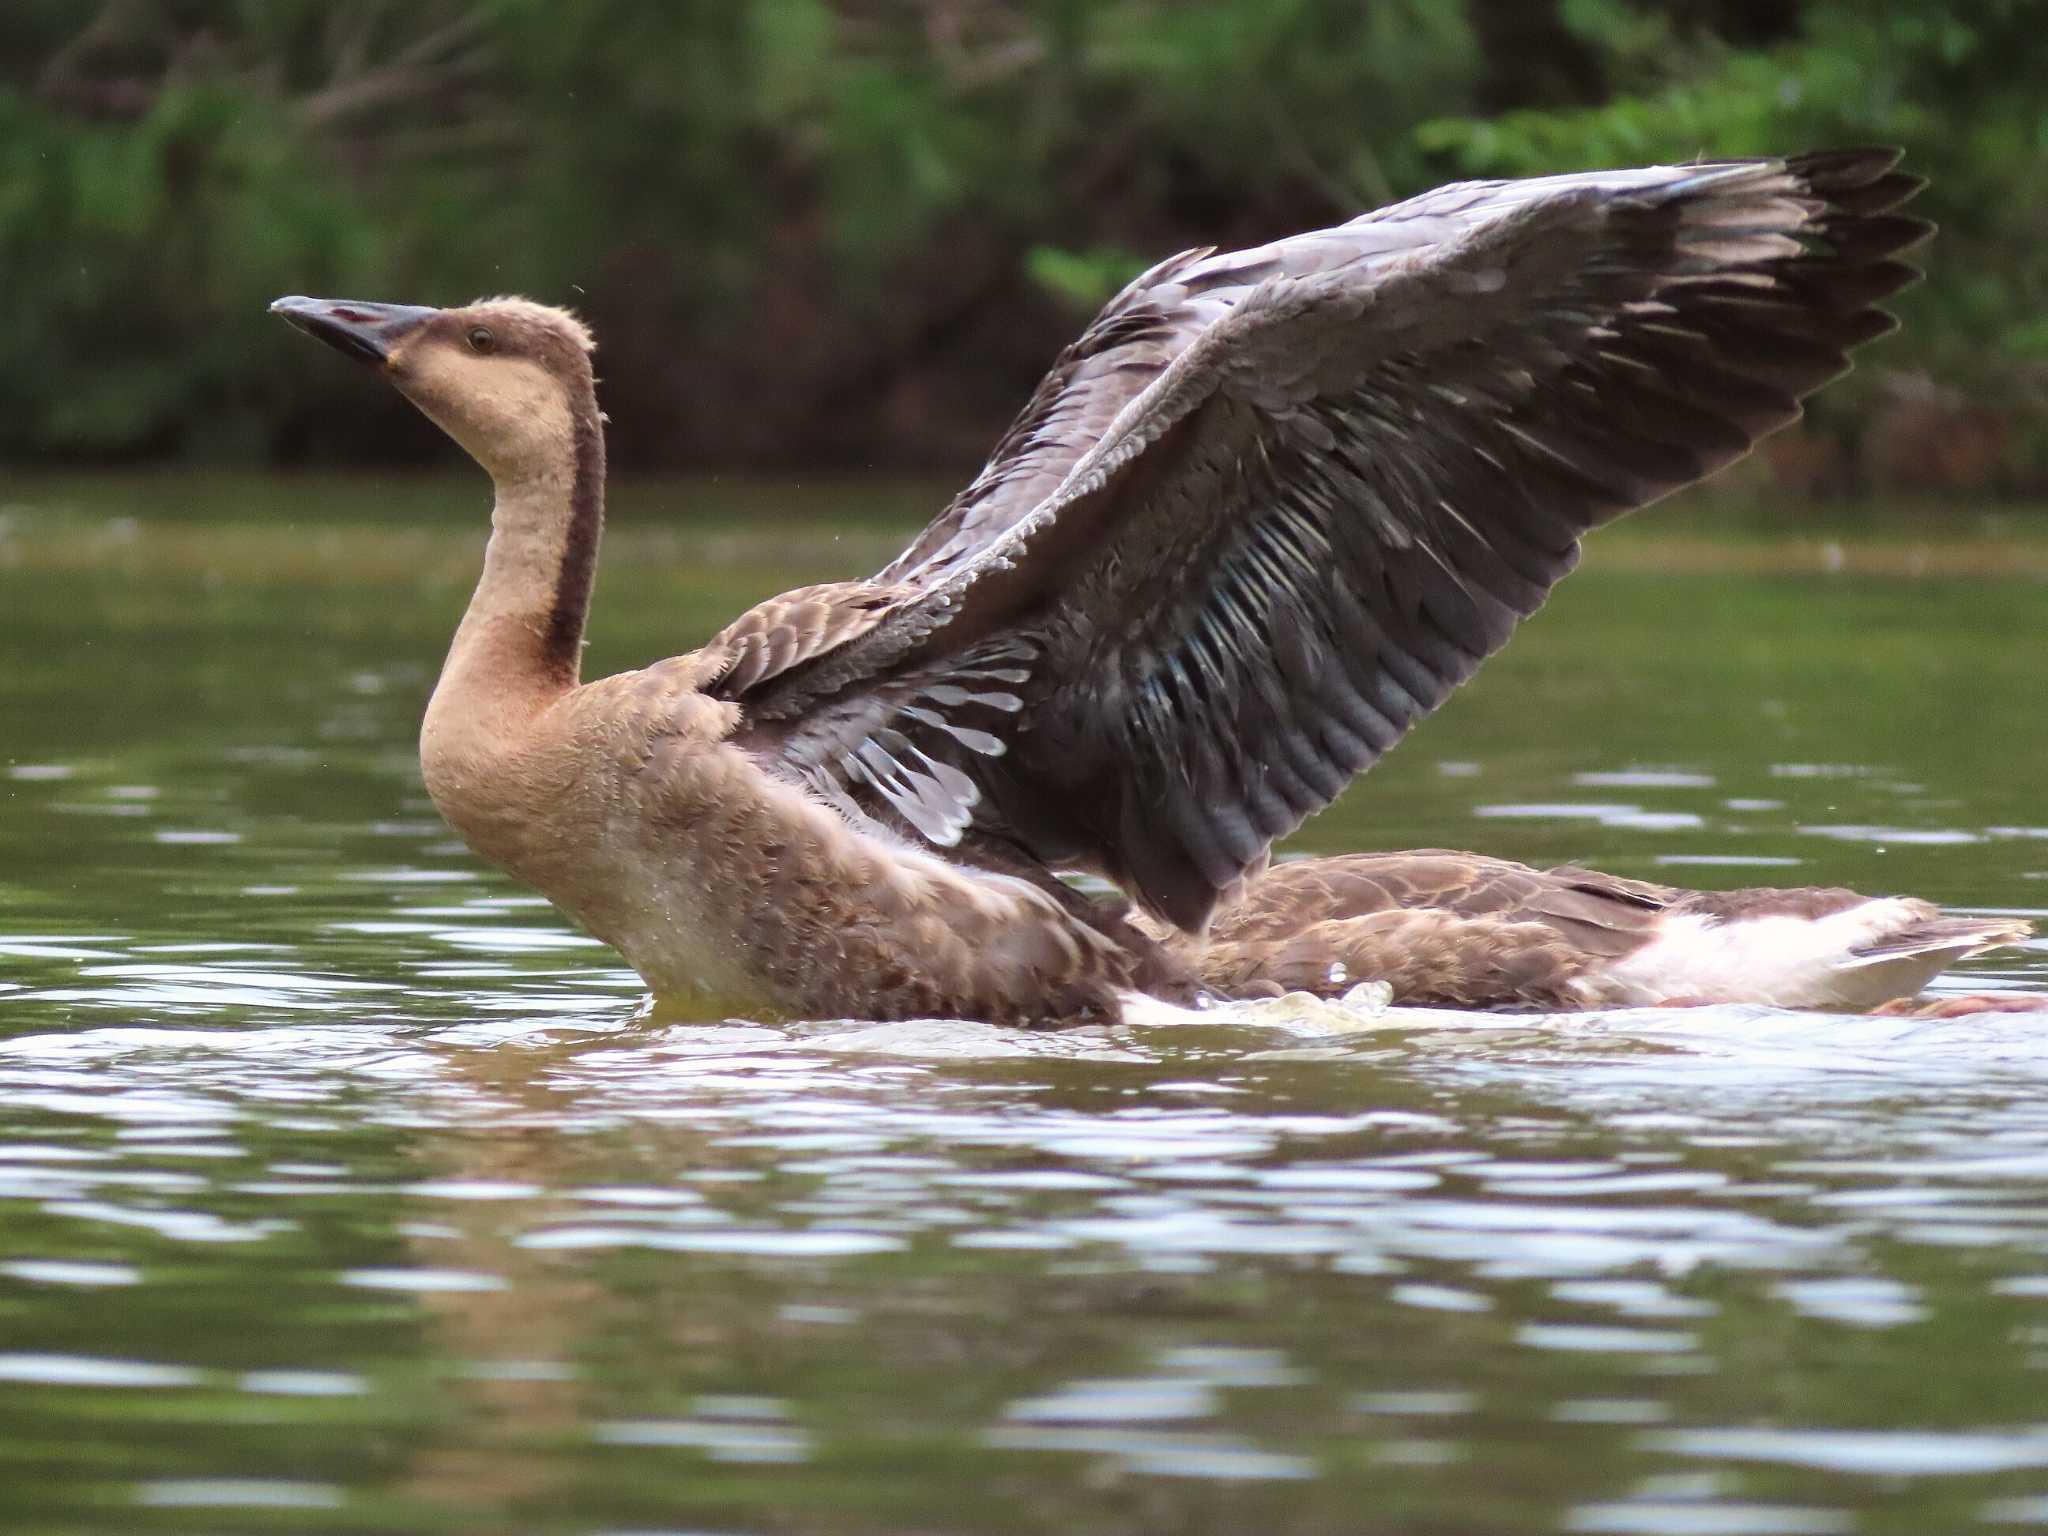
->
[541, 399, 605, 681]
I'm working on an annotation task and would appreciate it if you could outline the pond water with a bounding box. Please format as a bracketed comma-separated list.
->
[2, 473, 2047, 1536]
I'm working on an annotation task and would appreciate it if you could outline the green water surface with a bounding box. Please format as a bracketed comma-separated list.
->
[2, 474, 2046, 1536]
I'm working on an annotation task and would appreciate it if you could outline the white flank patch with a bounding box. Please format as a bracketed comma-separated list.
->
[1594, 898, 1975, 1011]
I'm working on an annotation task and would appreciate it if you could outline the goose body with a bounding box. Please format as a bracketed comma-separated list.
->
[273, 147, 2030, 1023]
[1176, 853, 2026, 1012]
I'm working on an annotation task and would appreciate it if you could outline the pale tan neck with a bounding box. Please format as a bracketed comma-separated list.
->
[430, 380, 606, 699]
[439, 472, 579, 708]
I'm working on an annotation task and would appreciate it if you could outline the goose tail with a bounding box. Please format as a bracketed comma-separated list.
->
[1595, 899, 2033, 1012]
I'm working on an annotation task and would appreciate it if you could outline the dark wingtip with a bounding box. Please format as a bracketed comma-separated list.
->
[1787, 145, 1907, 189]
[1822, 212, 1937, 264]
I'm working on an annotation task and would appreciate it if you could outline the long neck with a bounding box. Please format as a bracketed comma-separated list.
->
[438, 398, 606, 705]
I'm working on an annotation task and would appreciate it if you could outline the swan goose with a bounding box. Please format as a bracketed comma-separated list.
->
[272, 147, 2030, 1023]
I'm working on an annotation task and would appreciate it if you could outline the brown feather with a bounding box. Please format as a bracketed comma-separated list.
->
[716, 150, 1931, 932]
[1168, 852, 2030, 1011]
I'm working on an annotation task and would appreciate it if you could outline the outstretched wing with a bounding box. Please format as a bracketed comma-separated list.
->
[711, 148, 1927, 928]
[877, 244, 1292, 587]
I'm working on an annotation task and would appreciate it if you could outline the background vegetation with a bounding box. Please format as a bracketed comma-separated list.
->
[3, 0, 2043, 492]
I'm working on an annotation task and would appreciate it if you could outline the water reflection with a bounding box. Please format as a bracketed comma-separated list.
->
[8, 943, 2048, 1529]
[4, 489, 2048, 1532]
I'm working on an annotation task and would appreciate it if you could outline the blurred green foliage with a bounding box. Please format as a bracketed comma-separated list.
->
[2, 0, 2043, 485]
[1420, 0, 2048, 480]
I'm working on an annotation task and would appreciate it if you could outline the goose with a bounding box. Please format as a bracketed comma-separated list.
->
[273, 147, 2031, 1024]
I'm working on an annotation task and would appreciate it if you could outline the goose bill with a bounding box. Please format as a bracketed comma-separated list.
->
[269, 297, 439, 365]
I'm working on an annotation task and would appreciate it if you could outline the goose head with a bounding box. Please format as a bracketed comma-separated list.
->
[271, 295, 597, 482]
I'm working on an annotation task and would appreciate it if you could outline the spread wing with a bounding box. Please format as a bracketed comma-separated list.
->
[704, 148, 1928, 928]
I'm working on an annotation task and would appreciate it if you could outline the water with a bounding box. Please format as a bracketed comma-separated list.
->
[3, 474, 2047, 1535]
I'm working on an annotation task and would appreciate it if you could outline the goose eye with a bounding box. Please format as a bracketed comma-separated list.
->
[466, 326, 497, 354]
